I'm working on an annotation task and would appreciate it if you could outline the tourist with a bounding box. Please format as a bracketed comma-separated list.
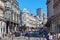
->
[48, 32, 53, 40]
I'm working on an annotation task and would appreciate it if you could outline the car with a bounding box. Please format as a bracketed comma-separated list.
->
[14, 31, 20, 37]
[24, 31, 40, 37]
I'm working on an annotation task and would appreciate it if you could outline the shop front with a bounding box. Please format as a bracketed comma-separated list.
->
[51, 19, 60, 34]
[6, 21, 18, 34]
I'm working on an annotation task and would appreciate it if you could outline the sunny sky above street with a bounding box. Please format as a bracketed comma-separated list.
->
[17, 0, 47, 15]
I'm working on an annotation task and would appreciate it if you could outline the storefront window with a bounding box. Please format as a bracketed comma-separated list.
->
[57, 21, 60, 33]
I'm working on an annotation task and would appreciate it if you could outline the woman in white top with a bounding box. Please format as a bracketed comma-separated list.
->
[48, 32, 53, 40]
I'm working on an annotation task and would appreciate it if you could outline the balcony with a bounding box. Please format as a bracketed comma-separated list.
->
[0, 1, 5, 10]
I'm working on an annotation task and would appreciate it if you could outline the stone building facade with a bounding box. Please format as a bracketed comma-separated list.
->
[0, 0, 6, 37]
[43, 13, 47, 25]
[47, 0, 60, 33]
[0, 0, 20, 36]
[20, 8, 40, 31]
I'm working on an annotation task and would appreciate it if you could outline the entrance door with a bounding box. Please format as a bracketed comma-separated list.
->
[6, 21, 9, 34]
[57, 25, 60, 33]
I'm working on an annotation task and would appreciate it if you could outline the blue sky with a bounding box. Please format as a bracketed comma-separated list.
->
[17, 0, 47, 15]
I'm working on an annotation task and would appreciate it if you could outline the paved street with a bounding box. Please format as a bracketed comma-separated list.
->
[1, 0, 60, 40]
[3, 36, 46, 40]
[12, 36, 46, 40]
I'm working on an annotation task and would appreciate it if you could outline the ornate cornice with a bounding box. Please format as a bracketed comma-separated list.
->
[48, 13, 60, 21]
[46, 0, 51, 5]
[53, 0, 60, 8]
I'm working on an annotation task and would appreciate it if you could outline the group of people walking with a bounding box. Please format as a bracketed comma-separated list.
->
[45, 32, 60, 40]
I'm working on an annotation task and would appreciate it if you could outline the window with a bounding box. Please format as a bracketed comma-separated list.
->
[5, 11, 11, 19]
[0, 27, 1, 33]
[16, 10, 19, 14]
[10, 13, 12, 20]
[5, 1, 11, 8]
[1, 28, 2, 33]
[12, 5, 16, 11]
[18, 17, 20, 23]
[14, 14, 17, 21]
[13, 13, 14, 20]
[0, 21, 2, 26]
[0, 21, 4, 27]
[14, 14, 15, 21]
[0, 9, 3, 17]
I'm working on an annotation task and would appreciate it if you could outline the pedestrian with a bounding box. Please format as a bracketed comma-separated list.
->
[46, 35, 49, 40]
[4, 34, 8, 40]
[48, 32, 53, 40]
[58, 33, 60, 40]
[43, 35, 47, 40]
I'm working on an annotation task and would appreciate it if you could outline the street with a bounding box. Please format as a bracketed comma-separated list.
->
[3, 36, 46, 40]
[0, 0, 60, 40]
